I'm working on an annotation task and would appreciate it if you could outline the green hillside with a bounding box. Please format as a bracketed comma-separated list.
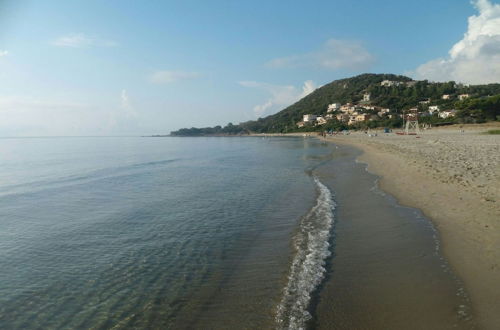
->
[171, 73, 500, 136]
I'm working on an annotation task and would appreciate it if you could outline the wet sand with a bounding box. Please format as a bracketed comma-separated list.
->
[312, 144, 474, 329]
[326, 124, 499, 329]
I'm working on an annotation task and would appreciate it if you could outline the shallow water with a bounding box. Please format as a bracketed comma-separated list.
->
[312, 144, 475, 329]
[0, 136, 474, 329]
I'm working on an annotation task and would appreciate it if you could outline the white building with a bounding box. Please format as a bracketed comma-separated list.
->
[442, 94, 451, 100]
[439, 110, 457, 119]
[360, 105, 376, 111]
[378, 108, 390, 116]
[363, 93, 371, 102]
[316, 116, 327, 125]
[458, 94, 470, 100]
[428, 105, 440, 114]
[303, 114, 317, 122]
[336, 113, 349, 122]
[327, 103, 341, 112]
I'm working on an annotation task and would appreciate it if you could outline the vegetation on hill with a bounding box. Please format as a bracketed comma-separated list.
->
[170, 73, 500, 136]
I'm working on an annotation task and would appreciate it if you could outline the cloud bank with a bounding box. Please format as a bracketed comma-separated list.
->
[266, 39, 375, 71]
[149, 70, 200, 84]
[413, 0, 500, 84]
[239, 80, 318, 117]
[52, 33, 118, 48]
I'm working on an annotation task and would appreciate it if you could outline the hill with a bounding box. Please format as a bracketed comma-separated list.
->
[170, 73, 500, 136]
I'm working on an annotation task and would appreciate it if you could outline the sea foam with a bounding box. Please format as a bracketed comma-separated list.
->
[276, 177, 335, 330]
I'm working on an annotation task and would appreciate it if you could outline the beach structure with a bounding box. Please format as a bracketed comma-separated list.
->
[403, 108, 420, 134]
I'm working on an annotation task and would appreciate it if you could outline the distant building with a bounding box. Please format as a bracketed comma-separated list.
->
[442, 94, 451, 100]
[378, 108, 390, 116]
[348, 114, 371, 125]
[336, 113, 349, 122]
[296, 121, 305, 128]
[360, 105, 376, 111]
[303, 114, 317, 122]
[428, 105, 440, 114]
[348, 115, 357, 125]
[458, 94, 470, 100]
[363, 93, 371, 102]
[439, 110, 457, 119]
[406, 81, 417, 87]
[340, 104, 356, 114]
[316, 116, 327, 125]
[419, 99, 431, 105]
[327, 103, 341, 112]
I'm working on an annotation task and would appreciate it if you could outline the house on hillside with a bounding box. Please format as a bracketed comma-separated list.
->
[378, 108, 390, 116]
[348, 114, 372, 125]
[336, 113, 349, 122]
[303, 114, 317, 122]
[442, 94, 452, 100]
[327, 103, 341, 112]
[428, 105, 440, 114]
[360, 105, 376, 111]
[296, 121, 306, 128]
[458, 94, 470, 100]
[316, 116, 327, 125]
[363, 93, 371, 102]
[439, 110, 457, 119]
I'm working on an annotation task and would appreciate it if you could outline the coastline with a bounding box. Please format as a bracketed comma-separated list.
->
[324, 124, 500, 329]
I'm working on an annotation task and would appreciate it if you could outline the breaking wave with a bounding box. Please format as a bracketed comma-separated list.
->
[276, 176, 335, 329]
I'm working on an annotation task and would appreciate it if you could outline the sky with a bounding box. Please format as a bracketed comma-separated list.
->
[0, 0, 499, 136]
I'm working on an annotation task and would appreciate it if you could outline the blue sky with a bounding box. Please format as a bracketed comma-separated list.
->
[0, 0, 499, 136]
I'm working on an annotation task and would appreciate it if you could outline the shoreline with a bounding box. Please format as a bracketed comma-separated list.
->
[322, 125, 499, 329]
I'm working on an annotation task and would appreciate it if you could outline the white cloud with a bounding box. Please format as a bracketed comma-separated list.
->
[149, 70, 201, 84]
[52, 33, 118, 48]
[266, 39, 375, 71]
[0, 50, 8, 57]
[412, 0, 500, 84]
[239, 80, 318, 117]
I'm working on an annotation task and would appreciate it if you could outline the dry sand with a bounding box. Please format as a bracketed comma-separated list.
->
[326, 124, 500, 329]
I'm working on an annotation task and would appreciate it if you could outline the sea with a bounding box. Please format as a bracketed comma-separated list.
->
[0, 136, 474, 329]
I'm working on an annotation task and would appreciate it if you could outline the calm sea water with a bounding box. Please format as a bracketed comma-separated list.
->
[0, 136, 334, 329]
[0, 136, 474, 329]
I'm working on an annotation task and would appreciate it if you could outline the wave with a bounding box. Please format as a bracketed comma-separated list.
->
[276, 177, 335, 329]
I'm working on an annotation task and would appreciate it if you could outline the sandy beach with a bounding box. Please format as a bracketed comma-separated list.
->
[326, 124, 500, 329]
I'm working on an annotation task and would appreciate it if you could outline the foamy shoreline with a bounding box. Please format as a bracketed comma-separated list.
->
[322, 123, 500, 329]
